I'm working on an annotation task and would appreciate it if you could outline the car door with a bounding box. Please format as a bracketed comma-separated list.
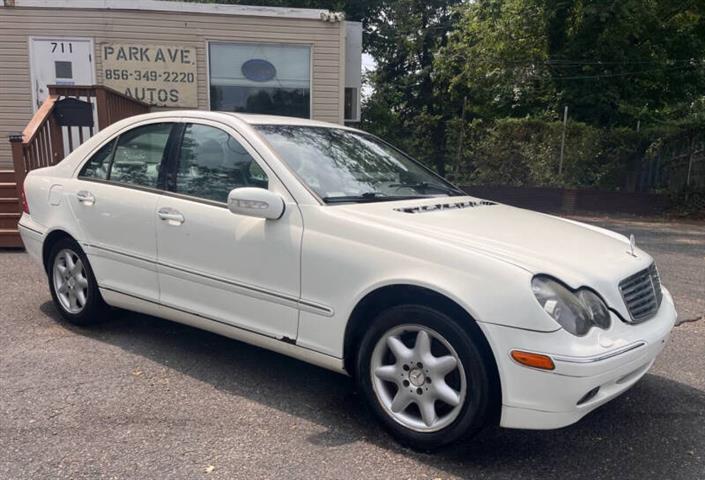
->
[155, 120, 302, 340]
[72, 121, 175, 302]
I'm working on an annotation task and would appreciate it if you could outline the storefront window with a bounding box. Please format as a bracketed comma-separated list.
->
[209, 43, 311, 118]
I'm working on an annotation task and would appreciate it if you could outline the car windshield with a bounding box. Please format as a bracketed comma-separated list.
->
[255, 125, 464, 203]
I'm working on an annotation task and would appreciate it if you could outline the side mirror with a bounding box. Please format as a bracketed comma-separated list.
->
[227, 187, 285, 220]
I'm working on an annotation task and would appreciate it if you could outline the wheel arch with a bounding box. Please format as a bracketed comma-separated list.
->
[42, 229, 77, 274]
[343, 283, 502, 424]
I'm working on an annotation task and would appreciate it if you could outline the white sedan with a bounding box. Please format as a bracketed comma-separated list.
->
[18, 111, 677, 450]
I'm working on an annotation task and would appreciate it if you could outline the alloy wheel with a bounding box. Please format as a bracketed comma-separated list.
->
[370, 324, 467, 432]
[52, 248, 89, 314]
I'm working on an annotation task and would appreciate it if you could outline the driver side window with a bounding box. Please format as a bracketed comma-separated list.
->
[174, 123, 268, 203]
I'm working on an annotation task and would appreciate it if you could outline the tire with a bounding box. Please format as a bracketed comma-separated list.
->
[356, 304, 494, 450]
[47, 237, 109, 326]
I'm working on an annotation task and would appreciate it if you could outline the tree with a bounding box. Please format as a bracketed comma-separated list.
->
[437, 0, 705, 127]
[182, 0, 705, 194]
[361, 0, 463, 175]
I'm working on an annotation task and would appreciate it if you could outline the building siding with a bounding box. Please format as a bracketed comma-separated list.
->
[0, 6, 345, 169]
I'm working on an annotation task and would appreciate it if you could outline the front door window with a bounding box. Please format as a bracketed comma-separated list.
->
[174, 123, 269, 203]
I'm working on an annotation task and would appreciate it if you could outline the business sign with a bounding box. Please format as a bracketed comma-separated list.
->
[101, 43, 197, 108]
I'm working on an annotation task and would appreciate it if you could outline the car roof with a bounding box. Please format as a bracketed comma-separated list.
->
[127, 110, 356, 131]
[228, 113, 351, 129]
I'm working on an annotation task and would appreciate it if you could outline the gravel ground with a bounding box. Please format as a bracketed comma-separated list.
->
[0, 216, 703, 480]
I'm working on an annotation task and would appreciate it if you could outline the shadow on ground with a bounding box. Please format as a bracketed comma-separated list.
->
[38, 301, 705, 479]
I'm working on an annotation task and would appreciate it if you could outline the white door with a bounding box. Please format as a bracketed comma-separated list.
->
[155, 121, 302, 340]
[71, 121, 175, 303]
[29, 37, 95, 109]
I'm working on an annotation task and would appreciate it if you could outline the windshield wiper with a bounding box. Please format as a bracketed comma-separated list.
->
[322, 192, 425, 204]
[388, 182, 466, 196]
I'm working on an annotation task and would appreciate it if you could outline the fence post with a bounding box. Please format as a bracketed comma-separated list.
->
[9, 133, 26, 204]
[456, 96, 467, 168]
[558, 106, 568, 177]
[47, 114, 65, 164]
[95, 87, 110, 130]
[561, 188, 577, 213]
[686, 133, 695, 188]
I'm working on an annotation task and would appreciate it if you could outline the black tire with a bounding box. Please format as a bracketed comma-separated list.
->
[356, 304, 494, 451]
[47, 237, 109, 326]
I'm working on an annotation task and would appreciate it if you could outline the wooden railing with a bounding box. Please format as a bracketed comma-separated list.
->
[9, 85, 150, 195]
[49, 85, 151, 141]
[9, 95, 62, 182]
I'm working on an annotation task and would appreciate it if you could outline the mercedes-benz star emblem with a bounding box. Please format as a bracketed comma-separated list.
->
[409, 368, 426, 387]
[628, 234, 638, 257]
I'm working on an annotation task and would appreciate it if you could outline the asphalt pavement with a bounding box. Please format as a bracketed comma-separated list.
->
[0, 216, 703, 479]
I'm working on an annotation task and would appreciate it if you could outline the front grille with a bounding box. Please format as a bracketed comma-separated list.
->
[619, 263, 663, 323]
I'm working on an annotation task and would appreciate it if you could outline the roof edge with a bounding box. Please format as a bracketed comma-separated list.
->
[1, 0, 334, 20]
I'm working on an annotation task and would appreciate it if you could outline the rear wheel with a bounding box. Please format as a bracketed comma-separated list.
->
[47, 237, 108, 325]
[357, 304, 493, 450]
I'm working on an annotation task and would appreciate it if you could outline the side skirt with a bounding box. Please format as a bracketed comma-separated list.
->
[100, 287, 347, 375]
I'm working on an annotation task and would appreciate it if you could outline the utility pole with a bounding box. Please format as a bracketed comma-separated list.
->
[558, 106, 568, 177]
[456, 96, 467, 167]
[686, 132, 695, 202]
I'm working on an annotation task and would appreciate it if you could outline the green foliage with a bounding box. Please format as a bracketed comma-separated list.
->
[365, 0, 705, 206]
[182, 0, 705, 206]
[445, 118, 631, 189]
[441, 115, 705, 212]
[437, 0, 705, 127]
[435, 0, 557, 119]
[361, 0, 463, 174]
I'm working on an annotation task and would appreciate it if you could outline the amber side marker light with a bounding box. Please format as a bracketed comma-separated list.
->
[510, 350, 555, 370]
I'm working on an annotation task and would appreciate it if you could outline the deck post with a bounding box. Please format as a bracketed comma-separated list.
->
[9, 133, 26, 205]
[95, 87, 110, 130]
[47, 114, 65, 164]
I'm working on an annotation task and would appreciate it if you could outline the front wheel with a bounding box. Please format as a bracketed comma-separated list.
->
[357, 304, 494, 450]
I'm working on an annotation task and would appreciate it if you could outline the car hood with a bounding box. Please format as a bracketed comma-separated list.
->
[334, 197, 654, 318]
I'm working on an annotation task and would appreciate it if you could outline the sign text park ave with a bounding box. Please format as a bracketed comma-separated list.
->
[101, 43, 198, 108]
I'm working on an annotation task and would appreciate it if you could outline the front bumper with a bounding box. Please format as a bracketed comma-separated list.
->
[483, 288, 677, 430]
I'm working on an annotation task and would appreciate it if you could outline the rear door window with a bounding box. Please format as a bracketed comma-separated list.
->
[109, 123, 173, 189]
[79, 139, 116, 180]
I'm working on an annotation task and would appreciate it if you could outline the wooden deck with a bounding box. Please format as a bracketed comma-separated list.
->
[0, 170, 21, 248]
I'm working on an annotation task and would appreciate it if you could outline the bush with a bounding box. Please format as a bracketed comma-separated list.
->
[446, 118, 646, 190]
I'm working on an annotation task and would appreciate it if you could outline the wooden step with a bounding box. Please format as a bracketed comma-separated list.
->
[0, 213, 20, 229]
[0, 182, 18, 198]
[0, 198, 20, 214]
[0, 170, 16, 183]
[0, 229, 23, 248]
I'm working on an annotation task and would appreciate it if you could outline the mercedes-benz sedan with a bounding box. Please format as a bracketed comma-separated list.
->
[18, 111, 677, 450]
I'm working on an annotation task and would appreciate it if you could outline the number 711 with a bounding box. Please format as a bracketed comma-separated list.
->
[51, 42, 73, 53]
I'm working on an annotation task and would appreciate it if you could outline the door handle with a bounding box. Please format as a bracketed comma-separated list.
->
[76, 190, 95, 205]
[157, 207, 185, 225]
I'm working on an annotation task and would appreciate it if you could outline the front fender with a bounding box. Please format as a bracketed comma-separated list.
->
[295, 205, 561, 358]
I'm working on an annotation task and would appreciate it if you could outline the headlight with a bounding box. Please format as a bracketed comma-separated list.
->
[531, 276, 611, 336]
